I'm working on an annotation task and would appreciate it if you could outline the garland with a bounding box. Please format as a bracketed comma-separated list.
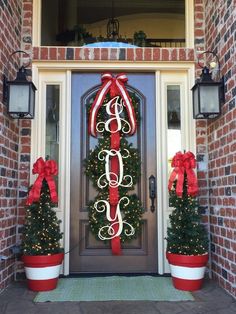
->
[84, 73, 143, 254]
[88, 192, 142, 243]
[84, 136, 141, 195]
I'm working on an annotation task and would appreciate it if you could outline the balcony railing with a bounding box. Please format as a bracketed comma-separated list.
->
[56, 31, 185, 48]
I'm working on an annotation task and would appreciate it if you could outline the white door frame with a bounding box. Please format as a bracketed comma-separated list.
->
[31, 62, 195, 275]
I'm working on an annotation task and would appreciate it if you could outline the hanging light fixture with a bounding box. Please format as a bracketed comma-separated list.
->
[3, 50, 36, 119]
[191, 50, 225, 119]
[107, 1, 119, 40]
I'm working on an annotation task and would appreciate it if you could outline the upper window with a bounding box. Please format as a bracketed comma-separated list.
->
[41, 0, 186, 47]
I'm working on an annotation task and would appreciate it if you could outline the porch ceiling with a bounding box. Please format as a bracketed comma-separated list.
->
[76, 0, 185, 23]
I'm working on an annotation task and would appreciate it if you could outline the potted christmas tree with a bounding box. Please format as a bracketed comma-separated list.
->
[166, 151, 209, 291]
[21, 157, 64, 291]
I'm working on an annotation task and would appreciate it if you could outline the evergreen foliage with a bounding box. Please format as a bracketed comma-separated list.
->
[22, 180, 63, 255]
[166, 175, 209, 255]
[84, 136, 141, 195]
[88, 191, 143, 243]
[85, 93, 143, 243]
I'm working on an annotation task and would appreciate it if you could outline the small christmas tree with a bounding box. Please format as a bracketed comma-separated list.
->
[166, 153, 209, 255]
[22, 179, 63, 256]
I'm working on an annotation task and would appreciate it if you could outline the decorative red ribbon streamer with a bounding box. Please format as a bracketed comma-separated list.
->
[89, 73, 137, 255]
[110, 126, 121, 255]
[168, 151, 198, 197]
[89, 72, 136, 137]
[183, 151, 198, 197]
[26, 157, 58, 205]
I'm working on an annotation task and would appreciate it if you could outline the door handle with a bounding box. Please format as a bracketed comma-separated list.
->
[149, 175, 156, 212]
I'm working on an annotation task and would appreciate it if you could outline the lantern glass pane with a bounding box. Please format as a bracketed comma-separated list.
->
[199, 85, 220, 113]
[193, 86, 200, 117]
[8, 84, 29, 113]
[29, 85, 35, 117]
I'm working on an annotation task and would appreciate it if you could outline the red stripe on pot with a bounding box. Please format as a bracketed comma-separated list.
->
[22, 253, 64, 267]
[27, 278, 58, 291]
[166, 252, 208, 267]
[172, 276, 204, 291]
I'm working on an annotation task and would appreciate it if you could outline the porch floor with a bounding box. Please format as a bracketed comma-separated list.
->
[0, 278, 235, 314]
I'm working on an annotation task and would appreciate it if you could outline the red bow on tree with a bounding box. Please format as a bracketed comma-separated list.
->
[26, 157, 58, 205]
[168, 151, 198, 197]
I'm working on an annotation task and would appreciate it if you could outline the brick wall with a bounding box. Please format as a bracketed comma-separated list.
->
[32, 46, 195, 62]
[0, 0, 236, 299]
[14, 0, 32, 280]
[204, 0, 236, 298]
[0, 0, 23, 291]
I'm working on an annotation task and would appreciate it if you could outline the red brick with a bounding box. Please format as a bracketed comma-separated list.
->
[170, 49, 177, 61]
[40, 47, 49, 60]
[187, 49, 195, 61]
[23, 11, 32, 19]
[195, 5, 204, 12]
[144, 48, 152, 61]
[195, 13, 204, 19]
[33, 47, 39, 60]
[110, 48, 118, 60]
[101, 48, 108, 60]
[49, 48, 57, 60]
[195, 21, 203, 28]
[161, 49, 169, 61]
[227, 79, 235, 90]
[179, 49, 186, 60]
[21, 120, 31, 128]
[135, 48, 143, 61]
[127, 48, 134, 61]
[58, 48, 66, 60]
[21, 146, 30, 154]
[195, 29, 204, 36]
[23, 19, 31, 27]
[153, 48, 160, 60]
[23, 3, 32, 11]
[93, 48, 100, 60]
[74, 48, 82, 60]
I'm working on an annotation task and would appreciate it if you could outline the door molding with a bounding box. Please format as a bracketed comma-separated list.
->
[32, 62, 195, 275]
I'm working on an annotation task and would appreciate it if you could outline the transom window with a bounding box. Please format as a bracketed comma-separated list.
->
[41, 0, 186, 47]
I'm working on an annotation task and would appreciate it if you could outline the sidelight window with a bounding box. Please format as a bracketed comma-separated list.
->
[167, 85, 181, 163]
[45, 85, 60, 180]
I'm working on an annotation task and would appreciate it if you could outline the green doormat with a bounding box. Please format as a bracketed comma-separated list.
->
[34, 276, 194, 302]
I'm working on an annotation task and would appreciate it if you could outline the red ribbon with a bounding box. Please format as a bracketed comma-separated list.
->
[168, 151, 198, 197]
[89, 73, 137, 255]
[26, 157, 58, 205]
[183, 151, 198, 197]
[89, 72, 136, 137]
[109, 103, 121, 255]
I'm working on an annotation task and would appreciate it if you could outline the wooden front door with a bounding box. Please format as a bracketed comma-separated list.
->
[70, 72, 157, 273]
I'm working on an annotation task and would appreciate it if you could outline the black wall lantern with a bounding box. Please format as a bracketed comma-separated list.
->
[3, 50, 36, 119]
[192, 50, 225, 119]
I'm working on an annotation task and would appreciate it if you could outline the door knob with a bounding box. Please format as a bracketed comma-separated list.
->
[149, 175, 156, 212]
